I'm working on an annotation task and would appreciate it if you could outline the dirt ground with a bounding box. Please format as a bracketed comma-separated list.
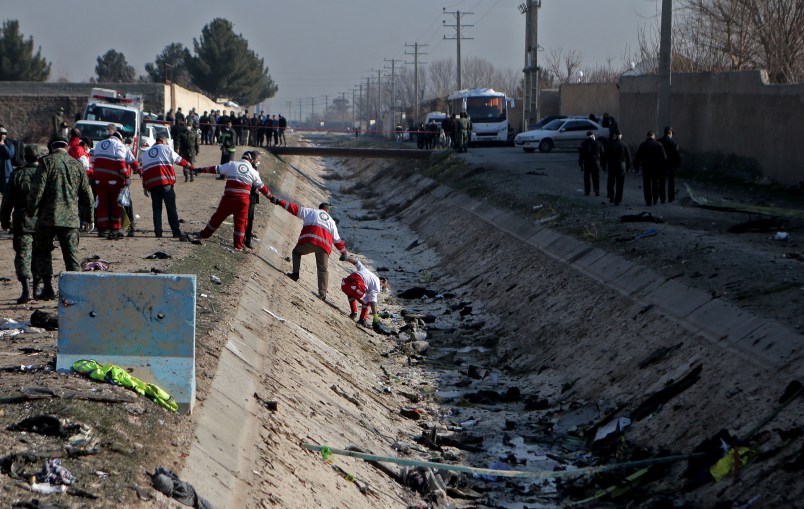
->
[0, 132, 802, 508]
[0, 142, 284, 507]
[331, 138, 804, 508]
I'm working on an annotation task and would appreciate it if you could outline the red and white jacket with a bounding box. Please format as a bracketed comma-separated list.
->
[351, 260, 381, 305]
[276, 200, 347, 256]
[67, 137, 92, 177]
[140, 142, 189, 190]
[92, 136, 140, 183]
[196, 160, 271, 200]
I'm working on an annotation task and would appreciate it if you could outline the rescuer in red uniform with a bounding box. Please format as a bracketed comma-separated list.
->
[92, 125, 140, 239]
[193, 151, 272, 251]
[270, 197, 347, 300]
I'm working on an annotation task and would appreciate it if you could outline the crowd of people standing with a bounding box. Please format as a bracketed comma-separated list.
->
[197, 110, 287, 149]
[578, 114, 681, 207]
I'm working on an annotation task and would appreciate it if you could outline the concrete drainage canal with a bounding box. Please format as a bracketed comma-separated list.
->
[199, 146, 802, 509]
[305, 156, 731, 509]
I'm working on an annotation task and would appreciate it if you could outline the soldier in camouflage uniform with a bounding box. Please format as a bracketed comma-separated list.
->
[0, 144, 47, 303]
[176, 120, 200, 182]
[26, 136, 94, 300]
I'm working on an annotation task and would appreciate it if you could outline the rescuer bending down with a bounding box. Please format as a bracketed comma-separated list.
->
[340, 254, 388, 327]
[269, 197, 347, 301]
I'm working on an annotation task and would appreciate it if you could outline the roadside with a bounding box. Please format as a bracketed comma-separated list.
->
[0, 142, 283, 506]
[0, 132, 801, 508]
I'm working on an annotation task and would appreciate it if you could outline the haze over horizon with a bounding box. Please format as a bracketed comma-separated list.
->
[5, 1, 661, 115]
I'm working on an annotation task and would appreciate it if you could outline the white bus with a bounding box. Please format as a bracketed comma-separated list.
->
[446, 88, 514, 145]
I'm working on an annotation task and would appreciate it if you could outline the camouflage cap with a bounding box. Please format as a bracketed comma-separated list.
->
[23, 144, 47, 161]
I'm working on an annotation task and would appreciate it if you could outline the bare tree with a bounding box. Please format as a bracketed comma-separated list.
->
[581, 57, 627, 83]
[462, 57, 495, 89]
[544, 48, 583, 84]
[638, 0, 804, 83]
[426, 59, 455, 99]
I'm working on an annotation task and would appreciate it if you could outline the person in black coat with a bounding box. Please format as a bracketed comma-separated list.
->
[605, 129, 632, 205]
[658, 126, 681, 202]
[633, 131, 667, 206]
[578, 131, 605, 196]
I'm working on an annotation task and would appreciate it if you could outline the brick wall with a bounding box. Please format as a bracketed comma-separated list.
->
[0, 82, 165, 143]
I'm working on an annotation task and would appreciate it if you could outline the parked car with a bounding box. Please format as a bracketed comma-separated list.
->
[74, 120, 124, 145]
[141, 122, 174, 153]
[514, 118, 609, 153]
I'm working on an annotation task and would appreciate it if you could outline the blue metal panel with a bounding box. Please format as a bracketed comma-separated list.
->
[56, 272, 196, 413]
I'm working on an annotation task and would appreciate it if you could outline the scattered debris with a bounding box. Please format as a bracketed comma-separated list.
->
[330, 384, 363, 408]
[72, 359, 178, 412]
[30, 310, 58, 330]
[620, 211, 664, 223]
[145, 251, 171, 260]
[397, 287, 437, 299]
[209, 275, 222, 284]
[400, 407, 422, 420]
[771, 231, 790, 241]
[630, 364, 702, 421]
[150, 466, 212, 509]
[36, 458, 77, 485]
[615, 227, 658, 242]
[7, 415, 80, 437]
[262, 308, 286, 322]
[686, 183, 804, 219]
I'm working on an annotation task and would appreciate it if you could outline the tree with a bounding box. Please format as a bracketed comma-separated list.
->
[544, 48, 583, 84]
[188, 18, 277, 105]
[636, 0, 804, 83]
[95, 49, 136, 83]
[0, 19, 50, 81]
[145, 43, 193, 87]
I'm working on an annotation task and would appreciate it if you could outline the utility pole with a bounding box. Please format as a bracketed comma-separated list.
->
[352, 87, 357, 128]
[405, 42, 427, 124]
[443, 8, 473, 91]
[297, 98, 302, 125]
[286, 101, 292, 121]
[324, 94, 328, 124]
[310, 97, 315, 125]
[376, 68, 382, 125]
[519, 0, 541, 129]
[657, 0, 672, 132]
[384, 58, 404, 128]
[365, 76, 371, 129]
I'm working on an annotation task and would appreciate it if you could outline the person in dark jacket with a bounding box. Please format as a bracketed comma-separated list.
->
[658, 126, 681, 202]
[605, 129, 632, 205]
[1, 144, 47, 302]
[578, 131, 605, 196]
[633, 131, 667, 206]
[27, 136, 94, 299]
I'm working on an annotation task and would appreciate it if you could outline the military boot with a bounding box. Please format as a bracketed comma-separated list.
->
[16, 279, 31, 304]
[39, 278, 56, 301]
[31, 277, 41, 300]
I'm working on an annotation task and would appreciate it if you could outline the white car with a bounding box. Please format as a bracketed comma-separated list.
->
[141, 122, 174, 153]
[74, 120, 124, 144]
[514, 118, 609, 153]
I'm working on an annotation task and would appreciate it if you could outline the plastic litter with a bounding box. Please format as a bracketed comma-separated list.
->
[772, 231, 790, 241]
[210, 275, 222, 284]
[29, 482, 67, 494]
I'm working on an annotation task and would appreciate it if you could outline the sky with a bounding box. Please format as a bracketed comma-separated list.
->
[5, 1, 661, 118]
